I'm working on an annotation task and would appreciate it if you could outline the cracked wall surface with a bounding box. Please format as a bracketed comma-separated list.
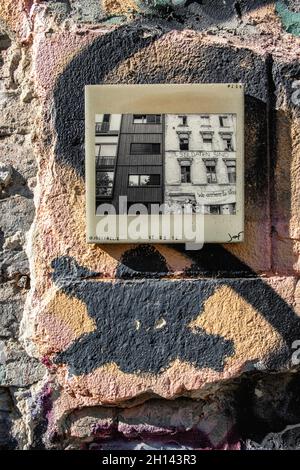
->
[0, 0, 299, 450]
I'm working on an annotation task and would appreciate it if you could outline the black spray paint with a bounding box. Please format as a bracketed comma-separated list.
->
[50, 16, 300, 376]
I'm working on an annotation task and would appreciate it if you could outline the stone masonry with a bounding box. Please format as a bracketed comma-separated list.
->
[0, 0, 299, 450]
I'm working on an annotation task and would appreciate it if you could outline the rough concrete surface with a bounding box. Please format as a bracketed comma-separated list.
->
[0, 0, 299, 450]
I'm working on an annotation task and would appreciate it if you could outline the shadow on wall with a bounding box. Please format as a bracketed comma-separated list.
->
[51, 19, 299, 375]
[52, 254, 300, 376]
[52, 256, 235, 374]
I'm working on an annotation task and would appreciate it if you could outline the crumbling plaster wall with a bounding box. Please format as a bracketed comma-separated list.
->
[0, 0, 299, 450]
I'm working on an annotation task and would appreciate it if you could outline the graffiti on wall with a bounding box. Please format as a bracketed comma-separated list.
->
[19, 2, 300, 438]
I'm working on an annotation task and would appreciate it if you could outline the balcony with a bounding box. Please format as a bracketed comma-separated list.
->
[96, 156, 115, 167]
[95, 122, 110, 134]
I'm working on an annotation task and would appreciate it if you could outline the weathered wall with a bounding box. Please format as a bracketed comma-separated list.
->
[0, 0, 300, 450]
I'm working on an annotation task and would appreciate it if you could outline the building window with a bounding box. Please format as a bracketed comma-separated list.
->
[201, 132, 213, 145]
[130, 143, 161, 154]
[147, 115, 161, 124]
[179, 115, 188, 126]
[133, 115, 161, 124]
[128, 174, 160, 186]
[219, 115, 230, 127]
[95, 114, 110, 133]
[200, 115, 210, 126]
[96, 171, 114, 196]
[133, 115, 146, 124]
[140, 174, 160, 186]
[179, 133, 189, 150]
[181, 165, 191, 183]
[221, 203, 236, 215]
[128, 175, 139, 186]
[225, 160, 236, 183]
[204, 160, 217, 184]
[209, 205, 221, 214]
[221, 133, 234, 151]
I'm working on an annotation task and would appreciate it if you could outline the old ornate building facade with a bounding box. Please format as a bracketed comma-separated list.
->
[164, 114, 236, 214]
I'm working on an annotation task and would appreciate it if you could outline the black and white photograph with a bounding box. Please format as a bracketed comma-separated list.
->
[85, 84, 244, 243]
[95, 113, 237, 215]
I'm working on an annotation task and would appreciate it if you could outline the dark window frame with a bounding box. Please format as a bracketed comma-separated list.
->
[201, 132, 213, 145]
[210, 205, 221, 215]
[225, 160, 236, 183]
[128, 174, 161, 187]
[204, 161, 217, 184]
[222, 135, 234, 151]
[132, 114, 161, 124]
[96, 170, 115, 197]
[178, 115, 188, 126]
[219, 115, 230, 128]
[180, 165, 191, 183]
[179, 135, 189, 151]
[130, 143, 161, 155]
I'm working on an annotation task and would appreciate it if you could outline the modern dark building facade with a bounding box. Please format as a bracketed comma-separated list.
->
[95, 114, 164, 213]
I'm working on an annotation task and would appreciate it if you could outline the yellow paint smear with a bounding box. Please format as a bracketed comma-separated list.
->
[189, 285, 284, 367]
[103, 0, 138, 15]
